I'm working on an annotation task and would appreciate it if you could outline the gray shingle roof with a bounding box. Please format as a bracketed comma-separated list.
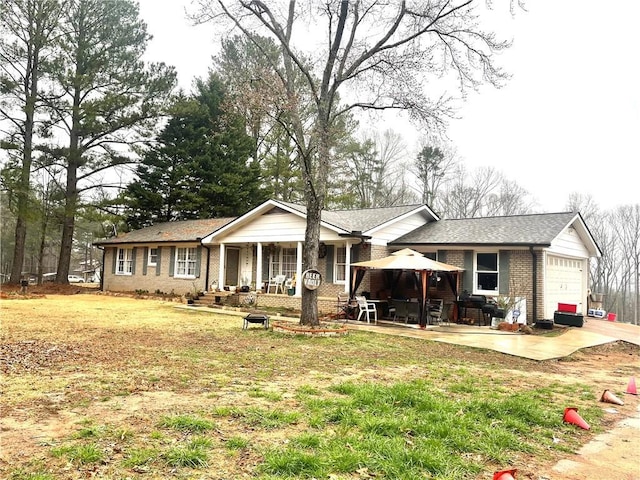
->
[392, 212, 579, 246]
[278, 201, 426, 232]
[94, 218, 235, 245]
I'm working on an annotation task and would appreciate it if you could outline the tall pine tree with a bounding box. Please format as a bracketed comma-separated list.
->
[125, 74, 267, 228]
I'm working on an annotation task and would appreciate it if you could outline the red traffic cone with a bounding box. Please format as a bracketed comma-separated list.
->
[563, 407, 590, 430]
[601, 389, 624, 406]
[626, 376, 637, 395]
[493, 468, 517, 480]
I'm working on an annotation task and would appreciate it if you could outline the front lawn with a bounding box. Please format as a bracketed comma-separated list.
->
[1, 293, 637, 479]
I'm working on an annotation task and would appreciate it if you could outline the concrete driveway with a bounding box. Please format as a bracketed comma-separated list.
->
[350, 317, 640, 361]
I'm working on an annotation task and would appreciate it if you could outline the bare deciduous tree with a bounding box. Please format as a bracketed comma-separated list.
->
[192, 0, 511, 325]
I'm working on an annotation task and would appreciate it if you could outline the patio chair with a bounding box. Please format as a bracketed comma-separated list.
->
[406, 300, 420, 324]
[391, 299, 406, 322]
[428, 298, 444, 325]
[266, 274, 286, 294]
[355, 295, 377, 324]
[336, 292, 350, 318]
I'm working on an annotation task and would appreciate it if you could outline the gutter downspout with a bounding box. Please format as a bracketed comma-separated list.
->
[202, 241, 211, 292]
[529, 246, 538, 322]
[97, 245, 105, 291]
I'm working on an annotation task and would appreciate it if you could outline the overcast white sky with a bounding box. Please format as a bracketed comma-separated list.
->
[138, 0, 639, 214]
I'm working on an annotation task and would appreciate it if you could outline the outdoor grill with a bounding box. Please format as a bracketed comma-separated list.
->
[456, 294, 505, 325]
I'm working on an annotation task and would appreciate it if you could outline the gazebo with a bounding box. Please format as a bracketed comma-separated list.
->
[350, 248, 463, 328]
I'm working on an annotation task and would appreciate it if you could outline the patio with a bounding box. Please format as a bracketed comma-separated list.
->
[181, 301, 639, 361]
[345, 317, 640, 361]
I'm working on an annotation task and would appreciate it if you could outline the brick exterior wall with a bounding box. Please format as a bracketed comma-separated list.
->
[440, 249, 540, 324]
[103, 245, 210, 295]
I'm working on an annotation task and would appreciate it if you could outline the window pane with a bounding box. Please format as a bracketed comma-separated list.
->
[477, 272, 498, 291]
[477, 253, 497, 271]
[282, 248, 296, 279]
[335, 247, 346, 282]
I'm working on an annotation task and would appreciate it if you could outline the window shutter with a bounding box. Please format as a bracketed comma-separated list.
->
[169, 246, 175, 277]
[351, 245, 360, 263]
[131, 247, 137, 275]
[437, 250, 447, 263]
[499, 251, 510, 294]
[111, 248, 117, 274]
[143, 247, 148, 275]
[195, 246, 202, 277]
[156, 246, 162, 276]
[463, 251, 473, 293]
[325, 245, 334, 280]
[262, 250, 270, 284]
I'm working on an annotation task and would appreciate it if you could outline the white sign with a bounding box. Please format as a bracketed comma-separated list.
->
[301, 269, 322, 290]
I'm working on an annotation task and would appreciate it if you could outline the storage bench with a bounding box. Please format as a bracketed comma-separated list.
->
[553, 311, 584, 327]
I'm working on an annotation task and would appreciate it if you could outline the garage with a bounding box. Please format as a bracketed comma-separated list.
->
[545, 255, 586, 318]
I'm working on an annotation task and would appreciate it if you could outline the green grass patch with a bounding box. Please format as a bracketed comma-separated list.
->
[163, 437, 212, 468]
[157, 414, 214, 433]
[258, 379, 600, 478]
[248, 387, 283, 401]
[121, 447, 158, 468]
[232, 406, 300, 429]
[225, 436, 250, 450]
[9, 470, 56, 480]
[50, 444, 104, 465]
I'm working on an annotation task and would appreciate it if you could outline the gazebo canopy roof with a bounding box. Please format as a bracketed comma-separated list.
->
[352, 248, 463, 272]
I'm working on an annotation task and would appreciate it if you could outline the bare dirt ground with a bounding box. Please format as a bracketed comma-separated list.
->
[1, 285, 639, 479]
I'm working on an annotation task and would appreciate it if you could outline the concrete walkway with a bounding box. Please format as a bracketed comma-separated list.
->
[344, 318, 640, 361]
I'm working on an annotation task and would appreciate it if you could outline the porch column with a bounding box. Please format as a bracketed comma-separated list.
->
[256, 242, 263, 291]
[295, 241, 303, 296]
[345, 241, 352, 293]
[218, 243, 225, 288]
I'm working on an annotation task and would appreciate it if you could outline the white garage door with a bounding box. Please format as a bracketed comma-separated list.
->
[545, 255, 585, 318]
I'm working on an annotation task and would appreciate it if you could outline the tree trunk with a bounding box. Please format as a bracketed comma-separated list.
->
[299, 119, 330, 326]
[55, 82, 82, 285]
[9, 60, 38, 284]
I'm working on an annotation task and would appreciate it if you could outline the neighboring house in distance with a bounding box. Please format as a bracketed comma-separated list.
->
[94, 199, 601, 323]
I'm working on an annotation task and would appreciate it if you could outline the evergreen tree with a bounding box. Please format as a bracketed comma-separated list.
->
[125, 74, 267, 228]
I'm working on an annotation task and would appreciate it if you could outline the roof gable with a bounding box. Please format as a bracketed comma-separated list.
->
[202, 200, 437, 243]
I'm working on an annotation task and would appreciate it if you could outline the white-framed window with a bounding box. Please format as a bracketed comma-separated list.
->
[281, 248, 297, 279]
[148, 247, 158, 266]
[334, 246, 347, 283]
[117, 248, 133, 275]
[475, 252, 499, 293]
[269, 247, 297, 279]
[175, 247, 197, 278]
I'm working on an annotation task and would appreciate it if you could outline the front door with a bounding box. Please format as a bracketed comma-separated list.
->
[225, 248, 240, 287]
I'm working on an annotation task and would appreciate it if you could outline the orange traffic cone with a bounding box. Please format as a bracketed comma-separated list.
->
[563, 407, 590, 430]
[601, 389, 624, 405]
[626, 377, 637, 395]
[493, 468, 517, 480]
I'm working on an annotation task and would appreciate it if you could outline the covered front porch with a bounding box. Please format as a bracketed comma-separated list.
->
[207, 239, 372, 299]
